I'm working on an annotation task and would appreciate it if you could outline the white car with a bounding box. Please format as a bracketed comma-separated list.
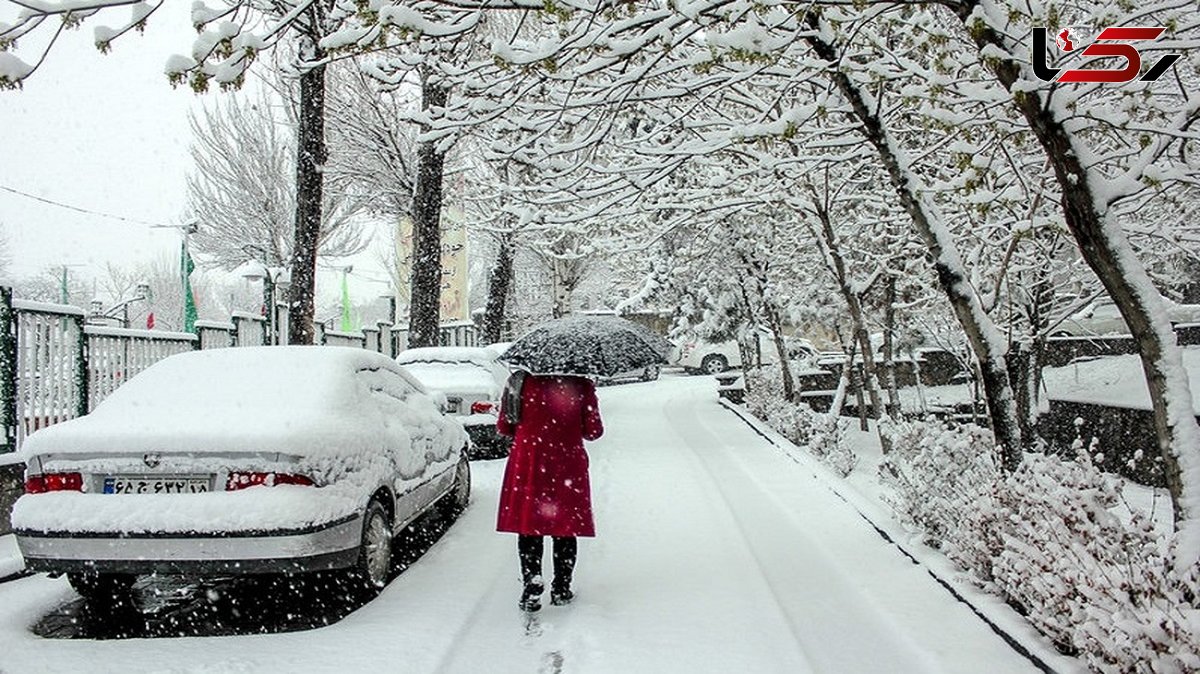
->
[13, 347, 470, 601]
[397, 346, 512, 459]
[677, 330, 817, 374]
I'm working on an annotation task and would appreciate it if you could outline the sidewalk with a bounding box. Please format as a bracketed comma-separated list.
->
[0, 533, 26, 582]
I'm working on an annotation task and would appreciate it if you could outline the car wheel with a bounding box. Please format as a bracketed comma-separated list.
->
[700, 354, 729, 375]
[67, 572, 136, 603]
[347, 499, 393, 597]
[642, 364, 661, 381]
[442, 456, 471, 518]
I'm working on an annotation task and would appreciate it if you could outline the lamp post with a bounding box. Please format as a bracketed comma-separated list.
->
[241, 257, 289, 345]
[88, 284, 151, 328]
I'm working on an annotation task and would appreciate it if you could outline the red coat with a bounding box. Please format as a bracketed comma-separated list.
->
[496, 375, 604, 537]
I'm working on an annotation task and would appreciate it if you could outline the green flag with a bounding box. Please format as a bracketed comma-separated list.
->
[181, 242, 197, 333]
[340, 271, 354, 332]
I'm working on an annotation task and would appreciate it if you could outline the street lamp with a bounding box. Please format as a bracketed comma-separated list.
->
[88, 284, 150, 328]
[241, 258, 288, 345]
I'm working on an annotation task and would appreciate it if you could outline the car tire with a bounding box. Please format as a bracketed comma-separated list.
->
[67, 571, 136, 603]
[700, 354, 729, 375]
[488, 437, 513, 460]
[346, 499, 393, 598]
[442, 456, 471, 518]
[642, 364, 661, 381]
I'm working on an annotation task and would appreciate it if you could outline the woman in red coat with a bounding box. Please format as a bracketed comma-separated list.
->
[496, 372, 604, 612]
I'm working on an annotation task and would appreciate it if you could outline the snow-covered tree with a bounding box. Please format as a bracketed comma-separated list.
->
[187, 86, 365, 269]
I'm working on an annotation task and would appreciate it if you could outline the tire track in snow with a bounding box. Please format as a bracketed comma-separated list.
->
[652, 395, 821, 673]
[578, 381, 817, 673]
[718, 400, 1063, 674]
[425, 555, 518, 674]
[663, 385, 1002, 673]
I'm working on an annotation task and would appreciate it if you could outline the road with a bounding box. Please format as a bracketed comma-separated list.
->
[0, 375, 1041, 673]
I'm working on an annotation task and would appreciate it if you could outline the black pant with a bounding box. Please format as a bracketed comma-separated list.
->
[518, 535, 577, 589]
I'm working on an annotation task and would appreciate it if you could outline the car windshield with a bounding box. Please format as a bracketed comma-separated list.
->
[401, 361, 498, 393]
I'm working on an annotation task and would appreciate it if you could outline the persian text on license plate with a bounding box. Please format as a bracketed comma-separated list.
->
[102, 475, 213, 494]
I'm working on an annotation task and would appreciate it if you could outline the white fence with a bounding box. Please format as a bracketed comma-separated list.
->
[0, 289, 479, 452]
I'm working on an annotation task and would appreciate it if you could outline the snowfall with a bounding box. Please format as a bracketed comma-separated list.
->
[0, 374, 1081, 673]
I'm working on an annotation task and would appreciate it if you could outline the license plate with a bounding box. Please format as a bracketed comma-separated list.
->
[102, 475, 213, 494]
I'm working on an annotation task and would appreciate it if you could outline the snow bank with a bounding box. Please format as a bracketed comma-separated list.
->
[1044, 348, 1200, 412]
[0, 534, 23, 579]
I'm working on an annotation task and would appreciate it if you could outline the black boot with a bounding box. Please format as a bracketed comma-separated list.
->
[518, 536, 545, 612]
[550, 536, 576, 606]
[520, 576, 544, 612]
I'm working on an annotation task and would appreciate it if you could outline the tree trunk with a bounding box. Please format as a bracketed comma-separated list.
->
[286, 54, 326, 346]
[811, 205, 892, 451]
[483, 235, 514, 344]
[740, 249, 795, 401]
[853, 353, 869, 432]
[407, 74, 449, 349]
[953, 2, 1200, 552]
[1006, 341, 1035, 449]
[830, 331, 857, 419]
[882, 273, 902, 417]
[764, 305, 795, 401]
[804, 17, 1022, 469]
[551, 258, 570, 318]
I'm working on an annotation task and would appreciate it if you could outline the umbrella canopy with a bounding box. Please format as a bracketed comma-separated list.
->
[500, 315, 670, 377]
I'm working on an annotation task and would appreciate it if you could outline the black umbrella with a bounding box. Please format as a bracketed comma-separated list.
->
[499, 315, 670, 377]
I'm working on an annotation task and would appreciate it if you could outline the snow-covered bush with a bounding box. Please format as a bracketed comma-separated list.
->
[743, 365, 856, 476]
[882, 420, 1200, 671]
[880, 419, 1003, 583]
[993, 444, 1200, 672]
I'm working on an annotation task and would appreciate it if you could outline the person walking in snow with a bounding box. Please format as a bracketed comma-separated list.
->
[496, 370, 604, 612]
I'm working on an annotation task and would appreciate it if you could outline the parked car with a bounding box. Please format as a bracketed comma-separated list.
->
[13, 346, 470, 601]
[397, 346, 513, 459]
[1052, 300, 1200, 337]
[677, 330, 817, 374]
[598, 362, 662, 385]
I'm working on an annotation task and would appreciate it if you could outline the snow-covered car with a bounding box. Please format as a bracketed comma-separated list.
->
[397, 346, 512, 460]
[677, 330, 817, 374]
[1052, 300, 1200, 337]
[13, 347, 470, 601]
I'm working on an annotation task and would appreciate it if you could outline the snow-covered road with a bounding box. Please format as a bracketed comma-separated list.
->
[0, 375, 1040, 673]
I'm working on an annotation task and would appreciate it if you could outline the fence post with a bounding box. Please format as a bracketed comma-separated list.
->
[74, 313, 89, 416]
[0, 288, 15, 453]
[377, 321, 393, 356]
[275, 302, 289, 346]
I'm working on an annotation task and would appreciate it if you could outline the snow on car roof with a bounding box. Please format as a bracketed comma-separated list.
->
[397, 346, 501, 367]
[400, 361, 501, 397]
[20, 347, 443, 458]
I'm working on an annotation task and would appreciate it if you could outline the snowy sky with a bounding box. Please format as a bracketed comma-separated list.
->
[0, 2, 389, 307]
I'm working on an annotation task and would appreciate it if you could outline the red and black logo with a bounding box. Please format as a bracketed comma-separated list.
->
[1032, 27, 1181, 83]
